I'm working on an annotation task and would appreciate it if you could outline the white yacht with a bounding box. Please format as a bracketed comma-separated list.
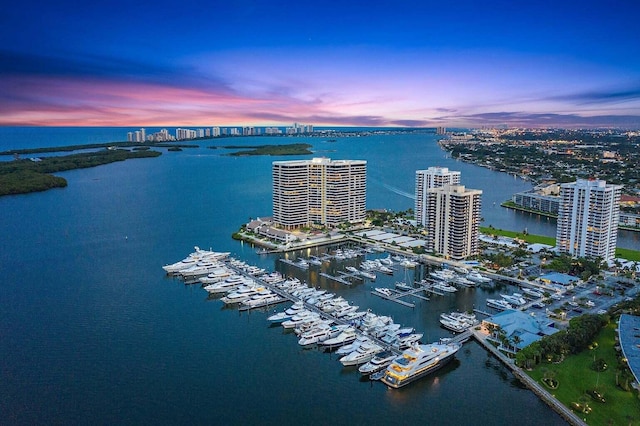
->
[339, 342, 383, 366]
[432, 282, 458, 293]
[358, 350, 396, 376]
[281, 311, 320, 329]
[521, 287, 544, 298]
[374, 287, 394, 297]
[333, 304, 359, 318]
[378, 265, 393, 274]
[298, 325, 345, 347]
[467, 271, 492, 283]
[500, 293, 527, 306]
[486, 298, 514, 311]
[199, 267, 232, 284]
[335, 336, 370, 356]
[220, 285, 264, 304]
[241, 291, 281, 308]
[318, 327, 358, 348]
[359, 270, 376, 280]
[381, 341, 461, 388]
[203, 275, 250, 294]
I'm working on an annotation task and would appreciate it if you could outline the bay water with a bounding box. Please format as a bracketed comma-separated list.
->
[0, 127, 606, 424]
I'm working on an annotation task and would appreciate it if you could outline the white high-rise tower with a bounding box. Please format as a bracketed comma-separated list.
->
[556, 179, 622, 261]
[415, 167, 461, 226]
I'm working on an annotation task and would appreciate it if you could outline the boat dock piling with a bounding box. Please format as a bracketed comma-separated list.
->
[370, 289, 416, 308]
[319, 272, 351, 286]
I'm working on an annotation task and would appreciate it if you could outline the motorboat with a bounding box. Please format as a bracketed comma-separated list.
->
[395, 282, 413, 291]
[500, 293, 526, 306]
[432, 282, 458, 293]
[359, 270, 376, 280]
[335, 337, 370, 356]
[339, 342, 384, 366]
[267, 302, 305, 324]
[521, 287, 544, 298]
[333, 304, 359, 318]
[394, 333, 423, 349]
[241, 291, 281, 308]
[400, 259, 418, 268]
[345, 266, 358, 273]
[381, 341, 461, 388]
[281, 311, 319, 329]
[430, 269, 457, 281]
[298, 324, 345, 347]
[319, 327, 358, 348]
[220, 285, 265, 304]
[374, 287, 394, 297]
[199, 267, 232, 284]
[378, 265, 393, 274]
[467, 271, 492, 283]
[358, 350, 396, 376]
[486, 298, 514, 311]
[203, 275, 250, 294]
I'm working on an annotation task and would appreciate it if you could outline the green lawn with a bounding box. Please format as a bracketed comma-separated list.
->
[526, 322, 640, 425]
[479, 226, 556, 246]
[480, 226, 640, 261]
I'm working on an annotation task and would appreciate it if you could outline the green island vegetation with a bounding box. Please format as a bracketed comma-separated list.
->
[0, 149, 161, 196]
[0, 142, 197, 155]
[220, 143, 313, 156]
[521, 317, 640, 425]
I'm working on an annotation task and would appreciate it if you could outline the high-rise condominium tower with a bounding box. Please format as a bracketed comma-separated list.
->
[556, 179, 622, 261]
[425, 185, 482, 260]
[272, 158, 366, 229]
[415, 167, 461, 226]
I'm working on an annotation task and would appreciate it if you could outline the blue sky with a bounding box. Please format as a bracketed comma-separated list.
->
[1, 0, 639, 127]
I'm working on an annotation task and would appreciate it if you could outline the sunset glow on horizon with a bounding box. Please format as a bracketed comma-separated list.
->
[2, 1, 640, 129]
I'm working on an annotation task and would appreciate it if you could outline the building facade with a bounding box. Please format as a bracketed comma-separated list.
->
[415, 167, 461, 226]
[272, 158, 366, 229]
[425, 185, 482, 260]
[556, 179, 622, 261]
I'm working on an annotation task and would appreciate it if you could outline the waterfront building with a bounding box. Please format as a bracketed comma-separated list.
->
[556, 179, 622, 261]
[424, 185, 482, 260]
[212, 127, 220, 137]
[127, 132, 133, 142]
[481, 310, 558, 356]
[415, 167, 461, 227]
[272, 157, 366, 229]
[512, 183, 561, 215]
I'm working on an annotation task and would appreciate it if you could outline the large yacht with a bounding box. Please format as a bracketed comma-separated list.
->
[486, 298, 514, 311]
[339, 342, 383, 366]
[380, 341, 461, 388]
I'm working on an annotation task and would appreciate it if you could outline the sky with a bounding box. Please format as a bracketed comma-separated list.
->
[1, 0, 640, 128]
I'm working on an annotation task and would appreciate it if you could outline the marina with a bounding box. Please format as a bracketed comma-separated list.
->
[1, 129, 575, 426]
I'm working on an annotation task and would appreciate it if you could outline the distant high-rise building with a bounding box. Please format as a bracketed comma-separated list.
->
[272, 158, 366, 229]
[556, 179, 622, 261]
[415, 167, 461, 226]
[140, 128, 146, 142]
[212, 127, 220, 137]
[425, 185, 482, 260]
[127, 132, 133, 142]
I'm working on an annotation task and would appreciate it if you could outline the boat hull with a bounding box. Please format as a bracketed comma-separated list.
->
[381, 353, 455, 389]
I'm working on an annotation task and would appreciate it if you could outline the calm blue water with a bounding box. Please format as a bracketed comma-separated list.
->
[0, 127, 599, 424]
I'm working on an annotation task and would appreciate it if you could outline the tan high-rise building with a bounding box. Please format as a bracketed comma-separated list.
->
[425, 185, 482, 260]
[272, 158, 366, 229]
[556, 179, 622, 261]
[415, 167, 461, 226]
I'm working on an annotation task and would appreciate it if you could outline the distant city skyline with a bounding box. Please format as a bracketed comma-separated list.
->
[2, 1, 640, 128]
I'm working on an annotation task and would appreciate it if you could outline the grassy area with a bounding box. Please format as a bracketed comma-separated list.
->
[616, 248, 640, 262]
[527, 322, 640, 425]
[480, 226, 640, 261]
[479, 226, 556, 246]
